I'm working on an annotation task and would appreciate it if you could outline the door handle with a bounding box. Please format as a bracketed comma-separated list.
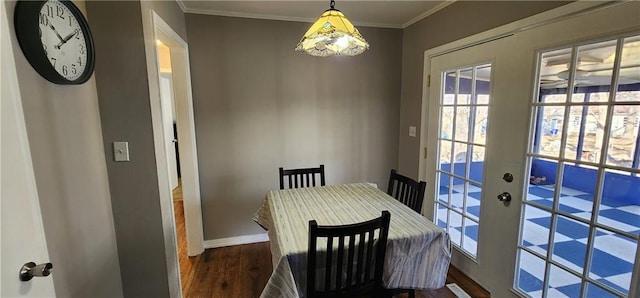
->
[19, 262, 53, 281]
[497, 192, 512, 202]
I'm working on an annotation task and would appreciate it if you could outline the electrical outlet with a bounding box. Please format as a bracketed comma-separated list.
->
[409, 126, 417, 137]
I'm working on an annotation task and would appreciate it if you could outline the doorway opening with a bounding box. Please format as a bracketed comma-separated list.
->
[142, 9, 205, 296]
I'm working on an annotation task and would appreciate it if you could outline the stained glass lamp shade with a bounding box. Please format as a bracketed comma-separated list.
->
[295, 0, 369, 57]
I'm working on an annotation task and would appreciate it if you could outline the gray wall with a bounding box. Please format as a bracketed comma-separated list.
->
[398, 1, 570, 177]
[85, 1, 186, 297]
[185, 14, 403, 239]
[5, 0, 123, 297]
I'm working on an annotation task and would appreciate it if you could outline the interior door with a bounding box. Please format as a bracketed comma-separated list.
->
[1, 0, 56, 294]
[425, 34, 532, 297]
[423, 2, 640, 297]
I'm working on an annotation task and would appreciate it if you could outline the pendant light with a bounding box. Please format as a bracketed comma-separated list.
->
[295, 0, 369, 57]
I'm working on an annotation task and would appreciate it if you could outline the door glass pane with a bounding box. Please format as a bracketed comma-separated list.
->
[438, 173, 452, 205]
[535, 106, 566, 158]
[454, 106, 470, 142]
[439, 140, 452, 172]
[516, 249, 546, 297]
[585, 282, 618, 298]
[434, 63, 491, 259]
[572, 40, 617, 99]
[548, 264, 582, 297]
[606, 105, 640, 168]
[458, 68, 473, 104]
[549, 216, 589, 271]
[473, 106, 488, 145]
[598, 170, 640, 237]
[521, 204, 552, 256]
[558, 163, 597, 221]
[615, 36, 640, 103]
[589, 229, 636, 296]
[539, 48, 571, 98]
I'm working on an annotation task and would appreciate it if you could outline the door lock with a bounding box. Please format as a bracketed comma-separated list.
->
[497, 192, 512, 202]
[502, 172, 514, 183]
[19, 262, 53, 281]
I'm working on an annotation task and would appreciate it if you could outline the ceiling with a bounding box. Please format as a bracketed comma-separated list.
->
[178, 1, 454, 29]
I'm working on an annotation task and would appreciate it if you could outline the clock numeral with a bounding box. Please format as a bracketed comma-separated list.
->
[71, 64, 77, 75]
[46, 5, 53, 17]
[62, 64, 68, 76]
[77, 57, 82, 66]
[39, 13, 49, 26]
[56, 6, 65, 19]
[79, 43, 85, 55]
[69, 16, 72, 26]
[50, 57, 57, 67]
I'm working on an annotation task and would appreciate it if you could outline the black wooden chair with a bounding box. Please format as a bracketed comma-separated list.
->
[387, 169, 426, 214]
[307, 211, 391, 298]
[279, 164, 326, 189]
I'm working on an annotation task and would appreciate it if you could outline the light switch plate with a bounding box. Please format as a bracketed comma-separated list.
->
[409, 126, 417, 137]
[113, 142, 130, 162]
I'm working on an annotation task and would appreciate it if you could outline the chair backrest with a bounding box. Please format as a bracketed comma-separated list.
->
[279, 164, 326, 189]
[307, 211, 391, 298]
[387, 169, 427, 214]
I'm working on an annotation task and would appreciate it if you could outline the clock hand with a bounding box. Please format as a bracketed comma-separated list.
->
[54, 29, 78, 49]
[48, 22, 65, 43]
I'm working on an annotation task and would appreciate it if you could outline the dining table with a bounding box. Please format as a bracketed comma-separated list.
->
[253, 182, 451, 298]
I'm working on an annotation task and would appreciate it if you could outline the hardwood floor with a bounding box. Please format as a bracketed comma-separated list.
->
[179, 242, 489, 297]
[173, 194, 489, 297]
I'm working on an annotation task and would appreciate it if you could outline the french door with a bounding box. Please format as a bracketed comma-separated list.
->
[422, 2, 640, 297]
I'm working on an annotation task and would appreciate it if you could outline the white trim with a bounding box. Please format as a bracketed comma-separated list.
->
[402, 0, 456, 29]
[204, 233, 269, 249]
[175, 0, 186, 13]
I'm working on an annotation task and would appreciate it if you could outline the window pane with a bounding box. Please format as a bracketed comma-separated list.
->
[438, 172, 452, 205]
[443, 71, 456, 105]
[469, 145, 485, 182]
[449, 210, 463, 248]
[535, 106, 566, 158]
[441, 106, 454, 140]
[588, 229, 636, 296]
[458, 68, 472, 105]
[605, 105, 639, 168]
[572, 40, 617, 99]
[539, 48, 571, 100]
[598, 170, 640, 236]
[475, 64, 491, 104]
[516, 249, 546, 297]
[615, 35, 640, 103]
[581, 105, 608, 163]
[454, 106, 470, 142]
[453, 142, 468, 178]
[461, 217, 478, 256]
[559, 163, 597, 221]
[549, 216, 589, 271]
[585, 282, 618, 298]
[521, 204, 552, 256]
[436, 203, 448, 230]
[547, 264, 582, 297]
[466, 183, 482, 221]
[439, 140, 452, 171]
[473, 106, 488, 145]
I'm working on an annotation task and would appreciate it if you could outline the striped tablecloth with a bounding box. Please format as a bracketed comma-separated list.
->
[253, 183, 451, 298]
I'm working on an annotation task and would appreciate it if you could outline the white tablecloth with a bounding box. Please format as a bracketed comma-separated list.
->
[253, 183, 451, 298]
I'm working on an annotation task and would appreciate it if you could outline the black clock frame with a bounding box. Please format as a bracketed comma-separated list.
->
[14, 0, 95, 85]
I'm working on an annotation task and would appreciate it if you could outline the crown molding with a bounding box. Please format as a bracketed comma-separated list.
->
[183, 7, 403, 29]
[402, 0, 456, 28]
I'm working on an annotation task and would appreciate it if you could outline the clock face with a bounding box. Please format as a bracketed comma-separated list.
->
[38, 0, 87, 81]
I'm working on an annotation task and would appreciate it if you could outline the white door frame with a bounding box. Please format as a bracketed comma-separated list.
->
[140, 7, 205, 297]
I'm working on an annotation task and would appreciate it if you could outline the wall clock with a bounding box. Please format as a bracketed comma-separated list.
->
[14, 0, 95, 85]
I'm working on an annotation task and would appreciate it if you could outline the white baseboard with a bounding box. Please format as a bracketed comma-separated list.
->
[203, 233, 269, 249]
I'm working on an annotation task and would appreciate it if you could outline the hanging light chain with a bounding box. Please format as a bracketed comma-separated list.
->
[330, 0, 335, 9]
